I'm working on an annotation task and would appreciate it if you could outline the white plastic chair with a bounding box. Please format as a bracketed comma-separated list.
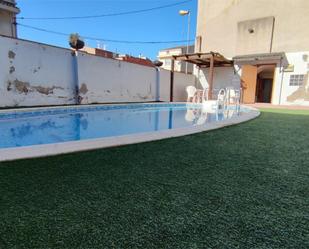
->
[217, 89, 226, 111]
[196, 113, 208, 125]
[226, 88, 236, 104]
[186, 86, 197, 103]
[202, 88, 209, 103]
[185, 109, 196, 122]
[227, 88, 242, 105]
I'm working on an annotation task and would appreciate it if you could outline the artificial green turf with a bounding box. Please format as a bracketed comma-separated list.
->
[0, 109, 308, 249]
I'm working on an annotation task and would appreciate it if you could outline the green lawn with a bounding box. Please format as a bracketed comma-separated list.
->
[0, 109, 308, 249]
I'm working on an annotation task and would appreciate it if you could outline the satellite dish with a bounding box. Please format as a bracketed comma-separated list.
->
[153, 60, 163, 67]
[69, 33, 85, 50]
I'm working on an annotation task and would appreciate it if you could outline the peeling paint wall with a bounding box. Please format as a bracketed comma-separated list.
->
[272, 51, 309, 106]
[0, 36, 192, 107]
[0, 36, 76, 107]
[77, 52, 158, 104]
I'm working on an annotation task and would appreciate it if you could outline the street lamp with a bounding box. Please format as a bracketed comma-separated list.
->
[179, 10, 191, 74]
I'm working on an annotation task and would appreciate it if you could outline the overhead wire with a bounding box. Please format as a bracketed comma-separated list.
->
[17, 23, 194, 45]
[17, 0, 192, 20]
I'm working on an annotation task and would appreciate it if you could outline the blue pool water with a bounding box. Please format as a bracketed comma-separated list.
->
[0, 103, 245, 149]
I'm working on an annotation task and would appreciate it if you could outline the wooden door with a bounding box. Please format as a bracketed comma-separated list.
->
[241, 65, 258, 104]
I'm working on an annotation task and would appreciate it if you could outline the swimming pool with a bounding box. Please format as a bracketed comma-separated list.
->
[0, 103, 259, 161]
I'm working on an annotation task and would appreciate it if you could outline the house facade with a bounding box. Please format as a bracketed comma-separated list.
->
[158, 45, 195, 73]
[0, 0, 20, 38]
[195, 0, 309, 105]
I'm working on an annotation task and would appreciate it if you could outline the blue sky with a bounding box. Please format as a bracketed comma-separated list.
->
[16, 0, 197, 59]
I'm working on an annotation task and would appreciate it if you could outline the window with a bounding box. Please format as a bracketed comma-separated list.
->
[165, 59, 171, 67]
[289, 74, 305, 86]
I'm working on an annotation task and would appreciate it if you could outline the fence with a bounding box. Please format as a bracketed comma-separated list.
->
[0, 35, 194, 108]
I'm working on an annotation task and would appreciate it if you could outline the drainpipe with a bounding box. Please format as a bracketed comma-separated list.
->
[269, 17, 275, 53]
[155, 67, 160, 102]
[278, 57, 284, 105]
[170, 59, 175, 102]
[69, 34, 84, 105]
[278, 67, 284, 105]
[72, 50, 80, 105]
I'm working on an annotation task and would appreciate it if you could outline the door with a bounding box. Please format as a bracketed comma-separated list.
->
[256, 65, 275, 103]
[256, 79, 273, 103]
[241, 65, 258, 104]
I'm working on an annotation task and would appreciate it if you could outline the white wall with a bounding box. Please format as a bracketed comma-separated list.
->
[159, 68, 171, 102]
[0, 36, 194, 107]
[158, 46, 194, 73]
[77, 52, 158, 104]
[0, 10, 13, 37]
[173, 72, 196, 101]
[0, 36, 76, 107]
[196, 0, 309, 58]
[196, 67, 241, 96]
[272, 51, 309, 106]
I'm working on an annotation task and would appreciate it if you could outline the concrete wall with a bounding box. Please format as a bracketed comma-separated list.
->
[196, 67, 241, 95]
[0, 0, 19, 38]
[0, 36, 193, 107]
[77, 52, 158, 104]
[159, 69, 171, 102]
[236, 16, 274, 55]
[196, 0, 309, 58]
[0, 10, 13, 37]
[0, 36, 76, 107]
[195, 0, 309, 106]
[173, 72, 196, 101]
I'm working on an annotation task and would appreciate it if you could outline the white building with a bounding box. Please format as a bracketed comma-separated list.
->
[158, 45, 194, 74]
[195, 0, 309, 105]
[0, 0, 20, 38]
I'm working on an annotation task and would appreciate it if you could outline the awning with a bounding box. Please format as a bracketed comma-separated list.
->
[233, 52, 289, 67]
[172, 52, 233, 68]
[169, 52, 232, 101]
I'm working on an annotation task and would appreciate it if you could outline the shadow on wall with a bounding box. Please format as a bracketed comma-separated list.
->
[197, 67, 242, 93]
[287, 73, 309, 102]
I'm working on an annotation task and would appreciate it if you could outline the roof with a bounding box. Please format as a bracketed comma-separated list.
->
[233, 52, 289, 66]
[160, 45, 195, 52]
[117, 55, 155, 68]
[172, 52, 233, 68]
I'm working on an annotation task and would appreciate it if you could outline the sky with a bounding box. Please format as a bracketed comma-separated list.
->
[16, 0, 198, 59]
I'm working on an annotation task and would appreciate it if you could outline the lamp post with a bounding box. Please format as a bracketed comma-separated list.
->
[179, 10, 191, 74]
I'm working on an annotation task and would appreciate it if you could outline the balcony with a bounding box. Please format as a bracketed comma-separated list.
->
[0, 0, 20, 14]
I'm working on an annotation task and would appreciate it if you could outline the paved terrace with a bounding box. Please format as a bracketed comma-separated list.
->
[246, 103, 309, 110]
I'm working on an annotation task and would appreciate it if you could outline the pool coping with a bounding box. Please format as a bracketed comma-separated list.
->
[0, 103, 260, 162]
[0, 102, 197, 117]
